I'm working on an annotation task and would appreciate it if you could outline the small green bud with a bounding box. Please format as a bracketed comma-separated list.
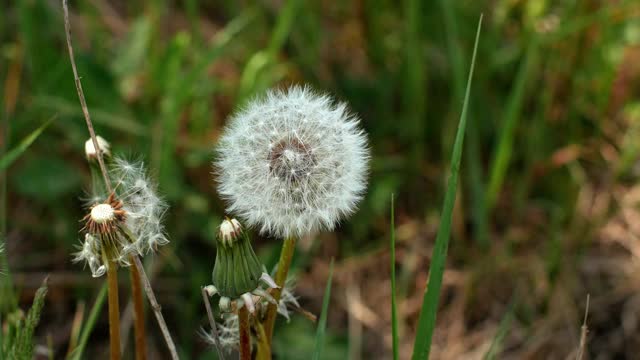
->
[212, 219, 264, 299]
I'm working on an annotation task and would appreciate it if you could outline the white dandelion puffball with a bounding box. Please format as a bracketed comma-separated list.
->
[216, 86, 369, 238]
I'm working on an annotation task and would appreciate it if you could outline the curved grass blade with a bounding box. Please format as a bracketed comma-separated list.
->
[312, 258, 334, 360]
[0, 116, 55, 171]
[411, 15, 483, 360]
[68, 283, 107, 360]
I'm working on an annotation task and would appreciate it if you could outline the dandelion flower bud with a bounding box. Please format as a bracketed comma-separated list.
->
[216, 86, 369, 238]
[84, 135, 111, 160]
[205, 218, 278, 314]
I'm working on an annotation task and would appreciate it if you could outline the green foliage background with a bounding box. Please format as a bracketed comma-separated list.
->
[1, 0, 640, 358]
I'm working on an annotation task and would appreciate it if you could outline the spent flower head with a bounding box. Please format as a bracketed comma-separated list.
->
[216, 86, 369, 238]
[75, 156, 168, 276]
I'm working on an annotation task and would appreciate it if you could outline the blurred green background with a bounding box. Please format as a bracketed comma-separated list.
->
[2, 0, 640, 359]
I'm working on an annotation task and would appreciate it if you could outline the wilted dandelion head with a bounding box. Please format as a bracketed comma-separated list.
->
[75, 157, 168, 276]
[216, 86, 369, 238]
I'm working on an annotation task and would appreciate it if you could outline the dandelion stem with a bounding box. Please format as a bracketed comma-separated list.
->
[129, 260, 147, 360]
[263, 236, 297, 345]
[106, 260, 121, 360]
[132, 256, 179, 360]
[238, 306, 251, 360]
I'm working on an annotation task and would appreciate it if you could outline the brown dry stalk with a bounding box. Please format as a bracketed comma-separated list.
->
[576, 294, 590, 360]
[262, 236, 297, 346]
[62, 0, 111, 194]
[201, 287, 225, 359]
[238, 306, 251, 360]
[106, 260, 121, 360]
[130, 259, 147, 360]
[132, 256, 179, 360]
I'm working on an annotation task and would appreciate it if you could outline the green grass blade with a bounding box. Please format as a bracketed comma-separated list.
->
[0, 116, 55, 171]
[483, 301, 515, 360]
[485, 40, 539, 211]
[312, 258, 334, 360]
[68, 283, 107, 360]
[12, 277, 48, 358]
[439, 0, 489, 247]
[411, 15, 483, 360]
[390, 194, 399, 360]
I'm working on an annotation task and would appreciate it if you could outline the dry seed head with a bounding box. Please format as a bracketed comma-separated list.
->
[82, 193, 126, 238]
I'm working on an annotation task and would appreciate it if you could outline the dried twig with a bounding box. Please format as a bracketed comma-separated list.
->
[62, 0, 112, 193]
[201, 287, 225, 360]
[132, 256, 179, 360]
[576, 294, 590, 360]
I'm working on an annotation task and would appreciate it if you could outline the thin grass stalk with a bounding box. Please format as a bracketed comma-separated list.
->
[62, 0, 111, 194]
[106, 260, 121, 360]
[200, 287, 224, 359]
[131, 256, 179, 360]
[238, 307, 251, 360]
[263, 236, 297, 344]
[129, 260, 147, 360]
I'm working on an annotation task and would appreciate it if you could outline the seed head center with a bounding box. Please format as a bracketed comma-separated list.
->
[268, 139, 314, 181]
[91, 203, 116, 223]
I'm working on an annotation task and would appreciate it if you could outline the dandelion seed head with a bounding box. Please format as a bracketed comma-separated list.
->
[216, 86, 369, 238]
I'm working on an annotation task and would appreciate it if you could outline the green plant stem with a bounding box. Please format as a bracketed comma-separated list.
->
[129, 261, 147, 360]
[238, 306, 251, 360]
[263, 236, 297, 345]
[255, 321, 271, 360]
[107, 260, 121, 360]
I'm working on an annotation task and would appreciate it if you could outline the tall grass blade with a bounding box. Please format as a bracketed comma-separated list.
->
[483, 301, 515, 360]
[439, 0, 488, 247]
[485, 40, 539, 211]
[68, 284, 108, 360]
[411, 15, 483, 360]
[390, 194, 399, 360]
[0, 116, 55, 171]
[312, 258, 334, 360]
